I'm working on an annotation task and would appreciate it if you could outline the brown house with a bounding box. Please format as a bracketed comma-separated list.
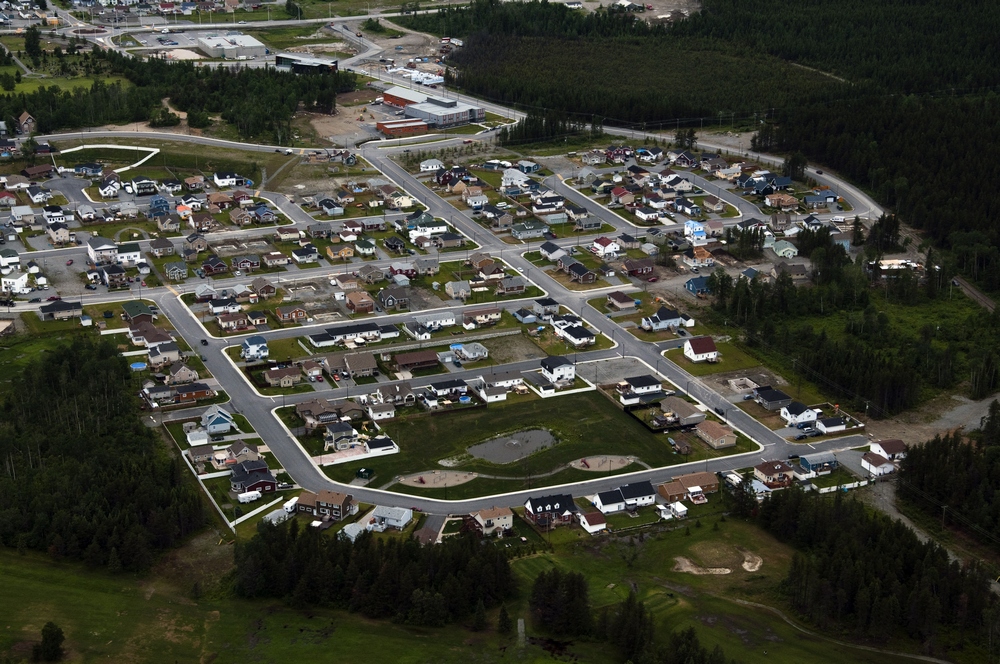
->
[695, 420, 737, 449]
[346, 291, 375, 314]
[263, 367, 302, 387]
[275, 306, 308, 322]
[394, 349, 439, 372]
[296, 490, 356, 521]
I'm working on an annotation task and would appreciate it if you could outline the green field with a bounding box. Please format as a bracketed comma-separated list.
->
[664, 341, 763, 376]
[322, 390, 752, 494]
[245, 24, 346, 50]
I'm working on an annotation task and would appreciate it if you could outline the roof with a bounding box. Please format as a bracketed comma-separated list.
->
[686, 336, 717, 355]
[756, 387, 791, 403]
[525, 493, 575, 514]
[863, 452, 891, 467]
[619, 481, 655, 500]
[372, 505, 411, 521]
[696, 420, 733, 440]
[625, 375, 660, 388]
[755, 460, 793, 475]
[801, 451, 837, 465]
[819, 416, 844, 427]
[581, 511, 606, 525]
[783, 401, 810, 416]
[541, 355, 572, 371]
[475, 506, 513, 520]
[660, 396, 699, 418]
[675, 472, 717, 490]
[597, 489, 624, 505]
[877, 439, 908, 455]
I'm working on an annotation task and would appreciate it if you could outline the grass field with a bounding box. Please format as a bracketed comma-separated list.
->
[323, 390, 751, 495]
[664, 342, 762, 376]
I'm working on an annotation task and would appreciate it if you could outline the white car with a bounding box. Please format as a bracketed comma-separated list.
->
[234, 270, 242, 277]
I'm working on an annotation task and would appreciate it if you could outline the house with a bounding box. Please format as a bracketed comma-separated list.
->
[297, 490, 356, 521]
[394, 349, 439, 372]
[249, 277, 277, 300]
[799, 452, 838, 475]
[816, 416, 846, 434]
[241, 335, 269, 361]
[594, 489, 625, 514]
[420, 158, 444, 172]
[377, 286, 409, 311]
[164, 262, 188, 280]
[683, 336, 718, 363]
[779, 402, 818, 427]
[540, 355, 574, 383]
[871, 439, 907, 460]
[755, 387, 792, 411]
[46, 222, 70, 245]
[323, 421, 359, 451]
[148, 342, 181, 368]
[622, 257, 655, 277]
[201, 405, 234, 434]
[230, 460, 277, 494]
[660, 396, 706, 427]
[370, 505, 413, 532]
[619, 375, 662, 398]
[772, 261, 809, 281]
[577, 511, 607, 534]
[533, 298, 560, 318]
[263, 367, 302, 388]
[862, 452, 895, 477]
[511, 220, 548, 240]
[346, 291, 376, 314]
[695, 420, 737, 449]
[607, 291, 637, 311]
[523, 493, 575, 528]
[568, 263, 597, 284]
[592, 236, 621, 258]
[685, 275, 712, 295]
[292, 245, 320, 264]
[641, 306, 685, 331]
[275, 306, 308, 322]
[213, 172, 246, 188]
[471, 506, 513, 536]
[368, 402, 396, 421]
[772, 239, 799, 259]
[754, 460, 794, 488]
[619, 481, 656, 508]
[262, 251, 289, 268]
[683, 246, 715, 269]
[86, 236, 118, 265]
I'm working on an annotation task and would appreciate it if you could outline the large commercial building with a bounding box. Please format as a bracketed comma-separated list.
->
[376, 119, 429, 137]
[275, 53, 339, 74]
[198, 34, 267, 59]
[382, 85, 486, 128]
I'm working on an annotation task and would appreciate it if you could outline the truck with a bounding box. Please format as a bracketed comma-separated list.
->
[238, 490, 262, 503]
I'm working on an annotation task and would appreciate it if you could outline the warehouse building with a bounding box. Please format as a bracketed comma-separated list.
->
[198, 34, 267, 59]
[405, 96, 486, 128]
[382, 85, 429, 108]
[275, 53, 339, 74]
[376, 119, 429, 137]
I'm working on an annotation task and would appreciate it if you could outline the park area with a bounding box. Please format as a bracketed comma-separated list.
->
[322, 390, 752, 498]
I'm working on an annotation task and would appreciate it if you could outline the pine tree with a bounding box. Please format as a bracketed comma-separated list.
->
[106, 547, 121, 574]
[472, 598, 487, 632]
[498, 604, 513, 635]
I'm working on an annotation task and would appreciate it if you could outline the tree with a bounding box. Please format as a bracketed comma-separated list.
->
[497, 604, 513, 635]
[783, 151, 808, 180]
[471, 598, 487, 631]
[32, 622, 64, 662]
[730, 473, 757, 518]
[851, 216, 866, 246]
[24, 26, 41, 60]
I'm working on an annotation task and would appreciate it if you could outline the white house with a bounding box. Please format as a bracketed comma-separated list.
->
[368, 402, 396, 421]
[501, 168, 530, 189]
[471, 506, 513, 536]
[861, 452, 894, 477]
[116, 242, 143, 267]
[619, 481, 656, 507]
[779, 402, 818, 427]
[592, 236, 621, 258]
[201, 405, 234, 435]
[816, 416, 846, 434]
[1, 271, 29, 294]
[86, 236, 118, 264]
[370, 505, 412, 531]
[578, 512, 607, 534]
[594, 489, 626, 514]
[772, 239, 799, 259]
[240, 335, 269, 361]
[540, 355, 575, 383]
[621, 375, 662, 395]
[871, 439, 908, 460]
[420, 158, 444, 172]
[683, 336, 718, 363]
[213, 171, 245, 188]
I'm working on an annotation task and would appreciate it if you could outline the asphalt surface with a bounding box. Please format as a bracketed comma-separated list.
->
[6, 23, 890, 515]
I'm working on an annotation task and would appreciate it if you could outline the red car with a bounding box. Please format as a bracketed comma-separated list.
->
[647, 276, 659, 283]
[46, 295, 61, 301]
[333, 374, 341, 382]
[316, 375, 324, 382]
[65, 259, 73, 266]
[140, 281, 146, 287]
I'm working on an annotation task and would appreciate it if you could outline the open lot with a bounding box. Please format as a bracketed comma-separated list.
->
[324, 390, 751, 497]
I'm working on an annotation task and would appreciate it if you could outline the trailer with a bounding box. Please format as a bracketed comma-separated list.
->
[238, 490, 262, 504]
[283, 496, 299, 513]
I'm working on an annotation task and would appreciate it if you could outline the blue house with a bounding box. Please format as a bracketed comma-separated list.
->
[74, 162, 103, 177]
[799, 452, 838, 475]
[149, 194, 171, 213]
[685, 275, 712, 295]
[517, 160, 540, 173]
[684, 219, 706, 240]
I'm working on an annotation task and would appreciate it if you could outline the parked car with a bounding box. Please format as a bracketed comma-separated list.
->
[29, 297, 40, 302]
[46, 296, 61, 301]
[200, 339, 209, 346]
[65, 259, 73, 266]
[647, 276, 658, 282]
[85, 284, 97, 290]
[794, 434, 808, 441]
[316, 375, 324, 382]
[796, 422, 813, 430]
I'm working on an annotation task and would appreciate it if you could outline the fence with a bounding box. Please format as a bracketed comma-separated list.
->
[816, 479, 869, 494]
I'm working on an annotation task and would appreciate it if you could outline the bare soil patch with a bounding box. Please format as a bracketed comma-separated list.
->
[673, 556, 731, 575]
[741, 549, 763, 572]
[398, 469, 477, 487]
[569, 455, 635, 472]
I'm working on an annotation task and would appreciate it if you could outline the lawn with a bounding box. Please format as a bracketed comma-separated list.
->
[322, 391, 751, 495]
[528, 326, 614, 354]
[664, 342, 762, 376]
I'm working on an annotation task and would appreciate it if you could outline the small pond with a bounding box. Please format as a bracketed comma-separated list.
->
[468, 429, 556, 464]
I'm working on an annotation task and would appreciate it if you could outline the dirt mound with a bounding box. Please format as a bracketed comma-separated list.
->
[740, 550, 763, 572]
[673, 556, 731, 575]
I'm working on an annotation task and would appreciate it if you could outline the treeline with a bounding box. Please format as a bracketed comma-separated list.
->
[0, 47, 356, 143]
[406, 0, 842, 126]
[497, 110, 601, 146]
[231, 521, 515, 625]
[530, 568, 740, 663]
[0, 337, 206, 571]
[758, 490, 993, 645]
[898, 401, 1000, 548]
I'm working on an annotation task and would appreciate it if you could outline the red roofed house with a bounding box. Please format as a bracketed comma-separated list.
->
[754, 460, 794, 488]
[861, 452, 894, 477]
[870, 439, 908, 461]
[683, 336, 718, 363]
[591, 236, 621, 258]
[610, 187, 634, 205]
